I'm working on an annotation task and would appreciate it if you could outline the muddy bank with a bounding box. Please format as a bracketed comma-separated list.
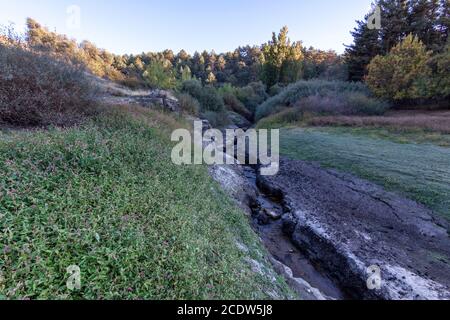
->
[198, 110, 450, 300]
[210, 162, 345, 300]
[258, 158, 450, 300]
[244, 167, 347, 300]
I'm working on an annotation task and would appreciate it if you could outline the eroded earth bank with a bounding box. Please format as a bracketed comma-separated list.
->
[102, 85, 450, 300]
[210, 134, 450, 300]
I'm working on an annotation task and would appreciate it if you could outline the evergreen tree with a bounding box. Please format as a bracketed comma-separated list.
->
[428, 39, 450, 98]
[261, 26, 303, 87]
[436, 0, 450, 50]
[180, 65, 192, 81]
[409, 0, 441, 50]
[345, 0, 449, 81]
[142, 60, 177, 89]
[378, 0, 410, 53]
[344, 19, 382, 81]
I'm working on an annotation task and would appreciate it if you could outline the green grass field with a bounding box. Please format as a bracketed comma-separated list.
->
[280, 127, 450, 220]
[0, 106, 291, 300]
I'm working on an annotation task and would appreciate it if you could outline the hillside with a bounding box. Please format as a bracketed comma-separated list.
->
[0, 104, 293, 299]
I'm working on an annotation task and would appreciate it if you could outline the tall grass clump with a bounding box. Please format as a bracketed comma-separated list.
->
[0, 42, 96, 127]
[255, 80, 385, 120]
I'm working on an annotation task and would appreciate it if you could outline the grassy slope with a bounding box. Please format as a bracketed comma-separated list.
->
[279, 127, 450, 220]
[0, 106, 292, 300]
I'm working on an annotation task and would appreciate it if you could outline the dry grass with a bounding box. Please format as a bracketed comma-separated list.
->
[308, 110, 450, 134]
[0, 44, 96, 127]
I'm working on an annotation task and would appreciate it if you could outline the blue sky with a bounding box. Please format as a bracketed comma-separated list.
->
[1, 0, 374, 55]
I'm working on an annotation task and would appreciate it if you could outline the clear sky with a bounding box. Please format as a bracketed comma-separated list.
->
[1, 0, 374, 55]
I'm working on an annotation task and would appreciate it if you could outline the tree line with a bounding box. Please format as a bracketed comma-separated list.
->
[23, 19, 345, 90]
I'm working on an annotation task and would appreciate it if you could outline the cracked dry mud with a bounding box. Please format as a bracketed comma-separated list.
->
[258, 158, 450, 300]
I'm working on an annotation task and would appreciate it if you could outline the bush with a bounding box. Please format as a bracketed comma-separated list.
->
[255, 80, 371, 120]
[268, 83, 284, 97]
[143, 60, 177, 90]
[257, 91, 389, 129]
[176, 93, 200, 116]
[366, 35, 432, 101]
[181, 79, 225, 112]
[235, 81, 268, 113]
[0, 44, 96, 126]
[180, 79, 203, 97]
[256, 107, 304, 129]
[426, 40, 450, 100]
[296, 92, 389, 116]
[25, 18, 125, 82]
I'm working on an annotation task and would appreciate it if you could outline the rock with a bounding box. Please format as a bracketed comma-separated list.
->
[263, 208, 282, 220]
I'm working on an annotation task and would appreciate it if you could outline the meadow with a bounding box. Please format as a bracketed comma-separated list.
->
[279, 127, 450, 221]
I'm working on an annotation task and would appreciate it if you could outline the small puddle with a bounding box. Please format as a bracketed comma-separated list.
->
[243, 166, 347, 300]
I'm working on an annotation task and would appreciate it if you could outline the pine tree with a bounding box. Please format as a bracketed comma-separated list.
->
[261, 26, 303, 87]
[345, 0, 449, 81]
[366, 34, 432, 100]
[378, 0, 410, 53]
[344, 19, 382, 81]
[409, 0, 441, 50]
[180, 66, 192, 81]
[436, 0, 450, 50]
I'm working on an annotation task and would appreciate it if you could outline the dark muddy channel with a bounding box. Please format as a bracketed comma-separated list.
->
[242, 166, 349, 300]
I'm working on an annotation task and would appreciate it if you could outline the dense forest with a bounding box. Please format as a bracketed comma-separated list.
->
[1, 0, 448, 119]
[19, 19, 346, 88]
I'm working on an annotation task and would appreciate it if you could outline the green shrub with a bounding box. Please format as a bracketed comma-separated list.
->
[181, 80, 225, 112]
[256, 80, 372, 120]
[143, 60, 177, 90]
[296, 92, 389, 116]
[176, 93, 200, 115]
[235, 82, 268, 113]
[217, 83, 236, 96]
[180, 79, 203, 97]
[268, 83, 284, 97]
[344, 93, 390, 115]
[366, 34, 432, 101]
[0, 43, 95, 127]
